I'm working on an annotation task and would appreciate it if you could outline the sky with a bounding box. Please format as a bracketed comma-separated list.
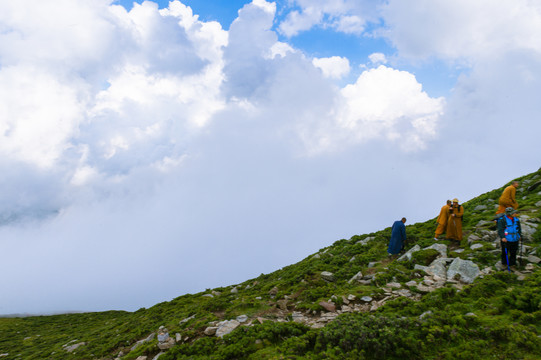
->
[0, 0, 540, 315]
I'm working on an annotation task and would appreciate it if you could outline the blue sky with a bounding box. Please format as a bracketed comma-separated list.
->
[1, 0, 540, 315]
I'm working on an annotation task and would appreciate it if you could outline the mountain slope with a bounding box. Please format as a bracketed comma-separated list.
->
[1, 168, 541, 359]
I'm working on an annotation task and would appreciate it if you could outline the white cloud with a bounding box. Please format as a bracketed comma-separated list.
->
[278, 0, 377, 37]
[368, 52, 387, 65]
[312, 56, 351, 79]
[300, 65, 444, 153]
[381, 0, 541, 61]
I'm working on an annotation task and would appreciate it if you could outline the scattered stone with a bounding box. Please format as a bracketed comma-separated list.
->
[313, 254, 321, 259]
[398, 245, 421, 261]
[360, 296, 373, 302]
[348, 271, 363, 284]
[474, 205, 487, 211]
[349, 256, 356, 262]
[204, 327, 218, 336]
[157, 338, 175, 350]
[453, 249, 465, 253]
[179, 314, 196, 324]
[230, 287, 239, 294]
[347, 294, 357, 302]
[415, 258, 448, 279]
[269, 287, 279, 297]
[419, 310, 433, 320]
[176, 333, 181, 342]
[405, 280, 417, 287]
[447, 258, 480, 284]
[319, 301, 336, 312]
[367, 262, 378, 268]
[424, 243, 447, 257]
[292, 312, 306, 323]
[416, 284, 433, 293]
[321, 271, 335, 282]
[152, 353, 165, 360]
[470, 244, 484, 250]
[465, 312, 477, 317]
[536, 200, 541, 207]
[525, 263, 536, 271]
[277, 299, 289, 311]
[527, 255, 541, 264]
[386, 282, 402, 289]
[136, 356, 148, 360]
[468, 234, 481, 244]
[236, 315, 248, 323]
[64, 342, 86, 353]
[131, 333, 155, 351]
[394, 289, 412, 297]
[202, 294, 214, 298]
[157, 328, 169, 343]
[216, 320, 241, 338]
[476, 220, 493, 227]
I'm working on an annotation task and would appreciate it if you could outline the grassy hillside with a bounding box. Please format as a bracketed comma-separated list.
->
[2, 168, 541, 359]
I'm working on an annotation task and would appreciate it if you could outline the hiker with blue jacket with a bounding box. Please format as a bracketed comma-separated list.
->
[498, 207, 522, 270]
[388, 217, 407, 256]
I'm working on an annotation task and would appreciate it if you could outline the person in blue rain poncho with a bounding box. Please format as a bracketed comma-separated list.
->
[388, 217, 407, 256]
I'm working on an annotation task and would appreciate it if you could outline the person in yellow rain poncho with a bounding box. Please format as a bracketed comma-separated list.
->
[496, 181, 519, 215]
[434, 200, 451, 240]
[446, 198, 464, 242]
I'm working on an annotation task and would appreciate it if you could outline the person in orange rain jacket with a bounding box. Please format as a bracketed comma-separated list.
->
[446, 198, 464, 241]
[496, 181, 519, 215]
[434, 200, 451, 240]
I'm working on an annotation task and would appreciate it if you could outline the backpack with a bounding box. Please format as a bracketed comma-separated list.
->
[500, 216, 520, 242]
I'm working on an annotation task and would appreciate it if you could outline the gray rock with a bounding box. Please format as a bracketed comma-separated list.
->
[230, 287, 239, 294]
[360, 296, 373, 302]
[347, 294, 357, 301]
[470, 243, 484, 250]
[292, 312, 306, 323]
[321, 271, 335, 282]
[419, 310, 433, 320]
[313, 254, 321, 259]
[204, 327, 218, 336]
[416, 258, 448, 279]
[405, 280, 417, 287]
[453, 249, 465, 253]
[236, 315, 249, 323]
[398, 245, 421, 261]
[152, 353, 165, 360]
[348, 271, 363, 284]
[424, 243, 447, 257]
[216, 320, 241, 338]
[131, 333, 156, 351]
[474, 205, 488, 211]
[536, 200, 541, 207]
[64, 342, 86, 353]
[447, 258, 480, 284]
[179, 314, 196, 324]
[394, 289, 412, 297]
[386, 282, 402, 289]
[527, 255, 541, 264]
[467, 234, 481, 244]
[157, 338, 175, 350]
[367, 261, 378, 268]
[202, 294, 214, 298]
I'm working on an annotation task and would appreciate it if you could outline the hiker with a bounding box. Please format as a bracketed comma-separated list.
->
[388, 217, 407, 256]
[434, 200, 452, 240]
[496, 181, 519, 215]
[498, 207, 522, 270]
[446, 198, 464, 242]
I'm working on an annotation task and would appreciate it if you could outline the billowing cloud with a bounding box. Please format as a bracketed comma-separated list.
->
[312, 56, 351, 79]
[278, 0, 376, 37]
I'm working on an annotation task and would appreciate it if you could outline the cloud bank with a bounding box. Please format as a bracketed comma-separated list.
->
[1, 0, 540, 314]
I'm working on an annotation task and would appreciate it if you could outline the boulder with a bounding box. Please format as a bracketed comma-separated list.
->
[157, 338, 175, 350]
[423, 243, 447, 257]
[348, 271, 363, 284]
[318, 301, 336, 312]
[398, 245, 421, 261]
[447, 258, 480, 284]
[236, 315, 249, 323]
[321, 271, 335, 282]
[415, 258, 448, 279]
[216, 320, 241, 338]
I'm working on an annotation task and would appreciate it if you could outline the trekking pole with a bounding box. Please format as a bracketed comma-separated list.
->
[504, 244, 511, 273]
